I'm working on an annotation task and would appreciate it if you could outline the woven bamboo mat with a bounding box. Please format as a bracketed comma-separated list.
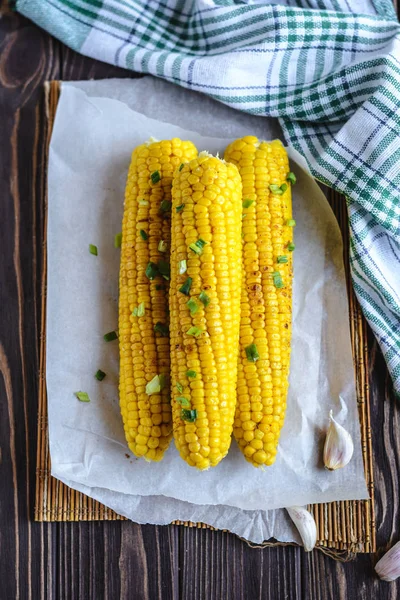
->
[36, 81, 375, 553]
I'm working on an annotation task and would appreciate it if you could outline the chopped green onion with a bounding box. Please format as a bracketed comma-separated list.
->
[186, 370, 197, 378]
[132, 307, 138, 316]
[181, 408, 197, 422]
[155, 284, 166, 291]
[95, 370, 106, 381]
[176, 396, 190, 407]
[89, 244, 98, 256]
[151, 171, 161, 184]
[158, 240, 168, 253]
[179, 277, 192, 296]
[145, 262, 158, 280]
[178, 259, 187, 275]
[189, 238, 207, 255]
[160, 199, 171, 213]
[157, 260, 170, 280]
[176, 204, 185, 213]
[176, 382, 184, 394]
[242, 199, 254, 209]
[114, 233, 122, 248]
[269, 184, 283, 195]
[186, 326, 202, 337]
[186, 298, 199, 316]
[288, 242, 295, 252]
[245, 343, 260, 363]
[138, 199, 149, 206]
[280, 183, 288, 193]
[104, 331, 118, 342]
[75, 391, 90, 403]
[199, 291, 210, 307]
[286, 219, 296, 227]
[140, 229, 148, 241]
[159, 373, 168, 390]
[154, 322, 169, 336]
[146, 375, 161, 395]
[287, 171, 297, 185]
[272, 271, 284, 289]
[137, 302, 145, 317]
[179, 163, 184, 171]
[277, 255, 288, 264]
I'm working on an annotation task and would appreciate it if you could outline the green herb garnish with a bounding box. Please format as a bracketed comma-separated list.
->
[199, 291, 210, 307]
[186, 370, 197, 378]
[179, 277, 192, 296]
[176, 382, 184, 394]
[269, 184, 283, 195]
[137, 302, 145, 317]
[176, 396, 190, 407]
[288, 242, 295, 252]
[140, 229, 148, 241]
[95, 370, 106, 381]
[286, 219, 296, 227]
[179, 163, 184, 171]
[245, 343, 260, 363]
[114, 233, 122, 248]
[189, 239, 207, 255]
[243, 199, 254, 209]
[154, 322, 169, 336]
[158, 240, 167, 253]
[146, 375, 161, 395]
[132, 307, 138, 316]
[157, 260, 170, 280]
[160, 199, 171, 213]
[145, 262, 158, 280]
[178, 260, 187, 275]
[176, 204, 185, 213]
[104, 331, 118, 342]
[89, 244, 98, 256]
[75, 391, 90, 403]
[186, 326, 202, 337]
[280, 183, 288, 193]
[277, 255, 288, 264]
[151, 171, 161, 184]
[181, 408, 197, 422]
[186, 298, 199, 316]
[287, 172, 297, 185]
[272, 271, 284, 288]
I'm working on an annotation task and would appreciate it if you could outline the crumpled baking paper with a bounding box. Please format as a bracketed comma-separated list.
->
[46, 77, 368, 544]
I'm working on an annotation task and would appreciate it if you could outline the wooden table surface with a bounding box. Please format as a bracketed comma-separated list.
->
[1, 2, 400, 598]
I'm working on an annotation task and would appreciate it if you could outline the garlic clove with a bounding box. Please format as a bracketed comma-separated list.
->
[287, 506, 317, 552]
[375, 542, 400, 582]
[323, 410, 354, 471]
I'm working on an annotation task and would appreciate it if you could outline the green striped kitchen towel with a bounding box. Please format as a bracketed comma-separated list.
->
[15, 0, 400, 392]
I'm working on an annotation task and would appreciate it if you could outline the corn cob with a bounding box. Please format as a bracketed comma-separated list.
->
[119, 139, 198, 461]
[224, 136, 294, 467]
[170, 153, 242, 469]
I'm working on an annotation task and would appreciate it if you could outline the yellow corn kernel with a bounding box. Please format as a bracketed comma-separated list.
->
[170, 154, 242, 469]
[119, 139, 198, 461]
[224, 137, 293, 467]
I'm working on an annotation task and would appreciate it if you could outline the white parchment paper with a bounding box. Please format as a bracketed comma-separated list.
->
[46, 77, 368, 544]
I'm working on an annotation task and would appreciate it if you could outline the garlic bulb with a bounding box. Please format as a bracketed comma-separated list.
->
[323, 410, 354, 471]
[286, 506, 317, 552]
[375, 542, 400, 582]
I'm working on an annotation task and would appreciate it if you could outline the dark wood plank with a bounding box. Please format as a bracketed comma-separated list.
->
[2, 2, 400, 599]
